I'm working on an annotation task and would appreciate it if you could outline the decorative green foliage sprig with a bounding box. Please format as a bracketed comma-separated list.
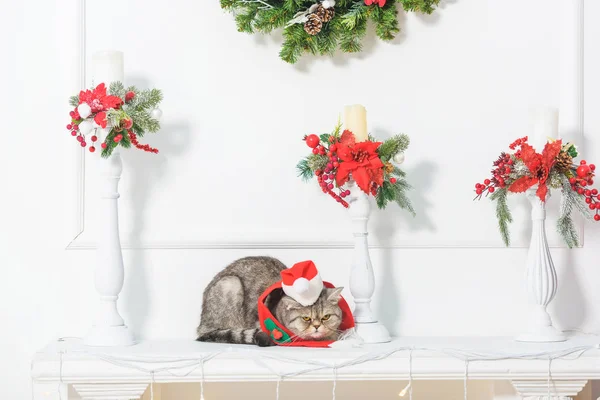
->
[220, 0, 441, 64]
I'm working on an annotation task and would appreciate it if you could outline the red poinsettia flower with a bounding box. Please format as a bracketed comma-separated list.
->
[364, 0, 386, 6]
[508, 140, 563, 201]
[94, 111, 108, 129]
[335, 130, 384, 194]
[79, 83, 123, 113]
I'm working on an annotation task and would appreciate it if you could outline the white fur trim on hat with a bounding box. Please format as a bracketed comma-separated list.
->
[282, 275, 323, 306]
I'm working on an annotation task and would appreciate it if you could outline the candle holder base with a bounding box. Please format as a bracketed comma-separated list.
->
[354, 321, 391, 344]
[516, 326, 566, 343]
[83, 325, 136, 347]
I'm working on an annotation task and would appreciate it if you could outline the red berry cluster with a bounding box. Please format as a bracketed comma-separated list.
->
[128, 130, 159, 154]
[474, 152, 514, 198]
[304, 134, 350, 207]
[570, 160, 600, 220]
[509, 136, 528, 159]
[67, 110, 88, 149]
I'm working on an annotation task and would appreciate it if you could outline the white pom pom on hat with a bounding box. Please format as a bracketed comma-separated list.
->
[281, 260, 324, 306]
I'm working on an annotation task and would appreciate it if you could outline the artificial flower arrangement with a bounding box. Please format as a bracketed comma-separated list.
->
[67, 82, 163, 157]
[474, 136, 599, 247]
[297, 122, 414, 213]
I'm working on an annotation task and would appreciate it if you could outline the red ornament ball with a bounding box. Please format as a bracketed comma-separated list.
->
[66, 124, 72, 130]
[569, 177, 577, 184]
[91, 135, 97, 142]
[591, 164, 596, 171]
[125, 91, 136, 102]
[577, 164, 591, 178]
[580, 160, 587, 165]
[89, 146, 95, 153]
[390, 177, 397, 184]
[595, 214, 600, 221]
[101, 143, 107, 149]
[488, 187, 495, 193]
[312, 148, 318, 155]
[71, 131, 77, 136]
[114, 134, 123, 143]
[305, 134, 320, 149]
[484, 179, 491, 185]
[80, 141, 86, 147]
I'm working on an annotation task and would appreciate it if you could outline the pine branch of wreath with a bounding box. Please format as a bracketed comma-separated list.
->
[220, 0, 441, 63]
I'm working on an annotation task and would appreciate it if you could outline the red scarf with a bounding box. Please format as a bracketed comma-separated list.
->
[258, 281, 355, 348]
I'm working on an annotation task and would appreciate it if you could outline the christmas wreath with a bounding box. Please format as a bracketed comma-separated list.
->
[474, 137, 599, 248]
[221, 0, 441, 63]
[67, 82, 163, 158]
[297, 122, 414, 212]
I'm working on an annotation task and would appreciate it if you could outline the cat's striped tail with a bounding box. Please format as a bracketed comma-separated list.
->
[196, 327, 273, 347]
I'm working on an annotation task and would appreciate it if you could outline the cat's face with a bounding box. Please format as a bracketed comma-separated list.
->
[276, 287, 344, 341]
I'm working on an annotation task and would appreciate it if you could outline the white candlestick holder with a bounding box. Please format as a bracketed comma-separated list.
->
[84, 131, 135, 347]
[347, 180, 391, 344]
[517, 187, 566, 342]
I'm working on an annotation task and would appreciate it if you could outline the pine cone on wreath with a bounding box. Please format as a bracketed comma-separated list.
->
[304, 14, 323, 35]
[555, 151, 574, 173]
[315, 4, 335, 23]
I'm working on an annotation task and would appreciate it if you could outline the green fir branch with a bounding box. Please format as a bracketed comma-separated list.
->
[370, 3, 400, 41]
[556, 176, 592, 248]
[392, 179, 415, 215]
[220, 0, 440, 63]
[331, 119, 343, 138]
[398, 0, 441, 14]
[375, 179, 415, 214]
[393, 166, 407, 177]
[69, 95, 79, 107]
[109, 81, 126, 98]
[307, 153, 329, 171]
[490, 188, 512, 247]
[101, 129, 118, 158]
[377, 134, 410, 162]
[339, 7, 368, 53]
[280, 24, 310, 64]
[296, 158, 313, 181]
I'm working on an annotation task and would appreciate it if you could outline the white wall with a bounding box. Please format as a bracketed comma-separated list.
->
[2, 0, 600, 398]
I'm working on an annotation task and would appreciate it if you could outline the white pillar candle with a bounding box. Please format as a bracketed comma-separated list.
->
[344, 105, 368, 142]
[92, 51, 124, 86]
[531, 107, 559, 151]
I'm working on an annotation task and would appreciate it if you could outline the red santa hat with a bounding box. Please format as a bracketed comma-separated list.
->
[280, 260, 324, 306]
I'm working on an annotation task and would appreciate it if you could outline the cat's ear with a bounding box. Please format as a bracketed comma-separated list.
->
[326, 287, 344, 303]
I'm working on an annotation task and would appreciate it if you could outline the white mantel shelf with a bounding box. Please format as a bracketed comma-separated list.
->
[32, 336, 600, 386]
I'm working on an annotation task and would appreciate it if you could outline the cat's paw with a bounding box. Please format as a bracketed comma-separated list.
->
[254, 331, 275, 347]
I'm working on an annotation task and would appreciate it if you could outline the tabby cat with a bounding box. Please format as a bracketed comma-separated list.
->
[196, 256, 344, 346]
